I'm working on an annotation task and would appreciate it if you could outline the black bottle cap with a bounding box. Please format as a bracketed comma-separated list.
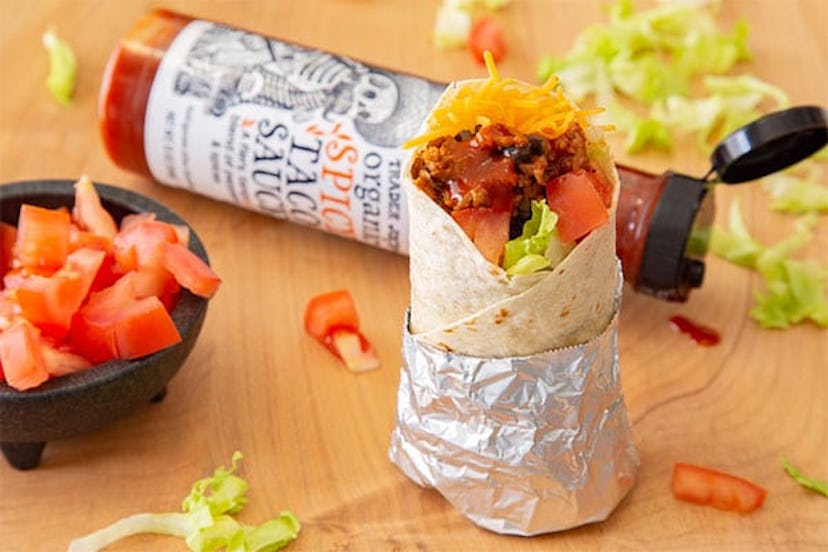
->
[637, 173, 714, 301]
[710, 105, 828, 183]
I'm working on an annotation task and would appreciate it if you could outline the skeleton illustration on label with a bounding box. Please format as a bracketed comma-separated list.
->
[141, 19, 446, 255]
[170, 24, 437, 147]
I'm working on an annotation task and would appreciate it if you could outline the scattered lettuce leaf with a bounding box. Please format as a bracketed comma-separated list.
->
[610, 52, 688, 104]
[674, 19, 751, 76]
[608, 101, 673, 153]
[434, 0, 509, 49]
[711, 203, 828, 328]
[709, 201, 763, 268]
[503, 200, 565, 275]
[67, 452, 300, 552]
[534, 0, 796, 155]
[42, 27, 77, 105]
[537, 0, 751, 91]
[761, 161, 828, 214]
[751, 215, 828, 328]
[781, 458, 828, 498]
[647, 76, 789, 152]
[433, 5, 472, 49]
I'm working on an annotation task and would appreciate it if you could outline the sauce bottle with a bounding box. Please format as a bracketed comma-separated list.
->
[98, 9, 827, 302]
[615, 105, 827, 300]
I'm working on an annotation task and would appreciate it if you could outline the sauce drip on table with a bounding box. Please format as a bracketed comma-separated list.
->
[669, 315, 721, 346]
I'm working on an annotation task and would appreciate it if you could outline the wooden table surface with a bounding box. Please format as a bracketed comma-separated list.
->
[1, 1, 826, 550]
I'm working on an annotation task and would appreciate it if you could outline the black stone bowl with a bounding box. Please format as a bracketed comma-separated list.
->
[0, 180, 210, 470]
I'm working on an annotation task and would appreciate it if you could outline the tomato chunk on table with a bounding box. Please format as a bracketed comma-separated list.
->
[672, 462, 767, 514]
[304, 289, 379, 373]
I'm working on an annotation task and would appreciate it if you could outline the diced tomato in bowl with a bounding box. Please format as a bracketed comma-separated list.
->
[0, 178, 220, 470]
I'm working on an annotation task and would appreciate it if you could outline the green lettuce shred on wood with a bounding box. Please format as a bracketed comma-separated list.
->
[761, 159, 828, 215]
[781, 458, 828, 498]
[67, 452, 300, 552]
[534, 0, 796, 155]
[710, 202, 828, 329]
[42, 27, 77, 105]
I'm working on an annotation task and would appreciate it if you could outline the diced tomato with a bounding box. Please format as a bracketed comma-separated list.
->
[304, 289, 359, 342]
[170, 223, 190, 245]
[119, 211, 155, 231]
[14, 204, 72, 272]
[41, 344, 92, 377]
[12, 278, 71, 339]
[62, 248, 108, 301]
[132, 265, 181, 310]
[304, 289, 380, 372]
[111, 296, 182, 359]
[113, 219, 179, 272]
[0, 293, 18, 332]
[69, 272, 181, 361]
[672, 463, 768, 514]
[10, 248, 106, 339]
[161, 242, 221, 298]
[546, 169, 610, 243]
[587, 169, 614, 209]
[330, 329, 380, 372]
[69, 224, 114, 253]
[0, 320, 50, 391]
[88, 252, 121, 293]
[451, 207, 511, 265]
[67, 311, 118, 364]
[72, 176, 118, 240]
[1, 222, 16, 282]
[469, 17, 506, 65]
[81, 270, 137, 315]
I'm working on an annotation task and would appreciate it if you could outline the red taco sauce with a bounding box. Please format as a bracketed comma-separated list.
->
[99, 9, 192, 176]
[98, 8, 716, 302]
[669, 315, 721, 346]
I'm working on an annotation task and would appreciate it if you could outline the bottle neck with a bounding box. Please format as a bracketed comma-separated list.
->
[615, 164, 713, 301]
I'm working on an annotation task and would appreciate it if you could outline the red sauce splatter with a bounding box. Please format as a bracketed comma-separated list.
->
[669, 315, 721, 346]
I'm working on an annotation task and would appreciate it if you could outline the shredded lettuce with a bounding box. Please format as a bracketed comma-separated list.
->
[502, 200, 572, 276]
[709, 201, 763, 268]
[607, 101, 673, 153]
[751, 215, 828, 328]
[711, 202, 828, 328]
[42, 27, 77, 105]
[433, 5, 472, 49]
[537, 0, 750, 100]
[67, 452, 300, 552]
[761, 160, 828, 214]
[534, 0, 794, 155]
[647, 76, 790, 152]
[433, 0, 509, 49]
[782, 458, 828, 498]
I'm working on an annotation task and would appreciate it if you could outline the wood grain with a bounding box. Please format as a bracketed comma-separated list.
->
[1, 1, 826, 550]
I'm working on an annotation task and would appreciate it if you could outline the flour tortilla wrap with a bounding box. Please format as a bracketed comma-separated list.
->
[406, 78, 620, 358]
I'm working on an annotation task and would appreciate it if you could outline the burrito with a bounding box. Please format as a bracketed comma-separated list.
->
[389, 54, 638, 535]
[404, 56, 620, 357]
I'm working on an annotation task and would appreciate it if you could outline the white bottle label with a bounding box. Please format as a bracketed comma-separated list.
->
[144, 20, 445, 254]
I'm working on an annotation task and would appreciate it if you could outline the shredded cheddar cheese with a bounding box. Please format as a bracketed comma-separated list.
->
[404, 51, 604, 149]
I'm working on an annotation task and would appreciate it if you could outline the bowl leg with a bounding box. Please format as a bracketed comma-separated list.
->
[1, 441, 46, 470]
[151, 386, 168, 403]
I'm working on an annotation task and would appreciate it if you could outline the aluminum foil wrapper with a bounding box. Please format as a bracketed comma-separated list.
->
[388, 280, 639, 536]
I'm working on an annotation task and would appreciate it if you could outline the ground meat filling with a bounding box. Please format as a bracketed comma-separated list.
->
[410, 123, 591, 238]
